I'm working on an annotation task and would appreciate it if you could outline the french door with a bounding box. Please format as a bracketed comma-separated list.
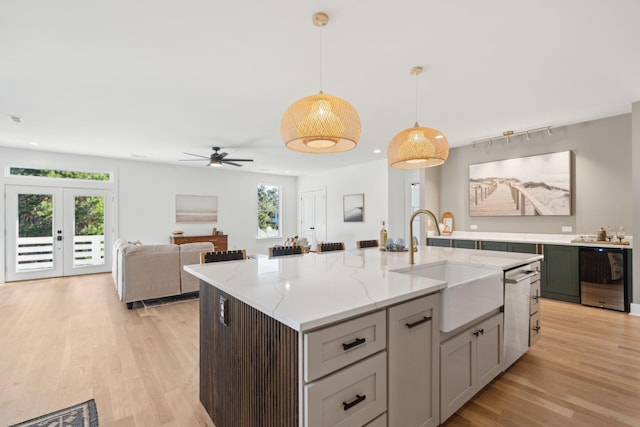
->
[5, 185, 112, 281]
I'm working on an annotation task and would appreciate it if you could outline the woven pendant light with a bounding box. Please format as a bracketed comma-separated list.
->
[388, 67, 449, 169]
[281, 12, 361, 154]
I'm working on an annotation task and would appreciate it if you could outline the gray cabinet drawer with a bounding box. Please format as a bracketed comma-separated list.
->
[304, 351, 387, 427]
[304, 310, 386, 382]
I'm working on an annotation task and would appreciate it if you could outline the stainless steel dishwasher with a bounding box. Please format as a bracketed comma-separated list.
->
[503, 261, 541, 369]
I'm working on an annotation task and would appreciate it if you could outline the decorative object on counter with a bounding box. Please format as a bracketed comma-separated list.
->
[280, 12, 361, 154]
[387, 66, 449, 169]
[441, 211, 454, 235]
[380, 220, 388, 248]
[384, 238, 407, 252]
[616, 226, 626, 244]
[597, 227, 607, 242]
[343, 193, 364, 222]
[607, 227, 615, 242]
[469, 151, 571, 217]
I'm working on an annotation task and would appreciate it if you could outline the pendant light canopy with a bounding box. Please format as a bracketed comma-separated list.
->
[281, 12, 361, 154]
[388, 67, 449, 169]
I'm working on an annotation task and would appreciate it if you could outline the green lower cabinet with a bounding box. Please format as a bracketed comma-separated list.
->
[507, 242, 538, 254]
[540, 244, 579, 303]
[479, 241, 508, 252]
[427, 238, 452, 248]
[453, 239, 476, 249]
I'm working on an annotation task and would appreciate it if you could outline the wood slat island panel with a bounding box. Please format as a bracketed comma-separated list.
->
[199, 281, 299, 427]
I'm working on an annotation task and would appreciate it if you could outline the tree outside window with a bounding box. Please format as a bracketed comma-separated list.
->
[257, 184, 281, 238]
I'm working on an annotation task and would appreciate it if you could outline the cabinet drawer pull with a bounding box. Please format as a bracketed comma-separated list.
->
[405, 316, 432, 329]
[342, 394, 366, 411]
[533, 325, 541, 332]
[473, 328, 485, 337]
[342, 337, 366, 351]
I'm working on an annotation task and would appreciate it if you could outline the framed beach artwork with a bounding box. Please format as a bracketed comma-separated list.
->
[175, 194, 218, 222]
[343, 193, 364, 222]
[469, 151, 572, 217]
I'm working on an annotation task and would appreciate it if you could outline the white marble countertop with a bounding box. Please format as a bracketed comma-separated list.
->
[428, 231, 633, 249]
[185, 246, 542, 332]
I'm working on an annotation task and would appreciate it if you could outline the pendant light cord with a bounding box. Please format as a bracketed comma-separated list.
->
[414, 72, 419, 126]
[319, 24, 323, 93]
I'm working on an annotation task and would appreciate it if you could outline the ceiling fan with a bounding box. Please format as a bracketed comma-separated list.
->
[179, 147, 254, 167]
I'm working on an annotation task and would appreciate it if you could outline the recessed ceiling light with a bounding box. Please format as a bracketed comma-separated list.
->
[373, 149, 381, 154]
[9, 115, 23, 124]
[285, 170, 290, 174]
[29, 142, 39, 146]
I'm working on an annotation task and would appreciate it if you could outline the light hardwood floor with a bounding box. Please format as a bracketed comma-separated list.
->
[0, 273, 639, 426]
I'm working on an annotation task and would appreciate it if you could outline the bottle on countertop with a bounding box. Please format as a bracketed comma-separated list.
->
[380, 221, 388, 248]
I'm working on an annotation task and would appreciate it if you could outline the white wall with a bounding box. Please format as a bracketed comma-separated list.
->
[438, 114, 633, 234]
[298, 160, 390, 249]
[0, 147, 297, 283]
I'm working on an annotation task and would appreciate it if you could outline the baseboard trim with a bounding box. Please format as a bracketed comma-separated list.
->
[630, 303, 640, 317]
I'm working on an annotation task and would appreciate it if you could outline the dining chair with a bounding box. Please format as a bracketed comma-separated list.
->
[200, 249, 247, 263]
[356, 239, 379, 249]
[268, 245, 304, 257]
[317, 242, 345, 252]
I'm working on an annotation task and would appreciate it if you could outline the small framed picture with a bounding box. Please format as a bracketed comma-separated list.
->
[343, 193, 364, 222]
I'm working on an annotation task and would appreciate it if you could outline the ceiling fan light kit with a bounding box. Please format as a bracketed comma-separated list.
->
[280, 12, 361, 154]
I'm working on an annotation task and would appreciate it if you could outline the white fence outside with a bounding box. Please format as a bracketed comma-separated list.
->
[16, 235, 105, 271]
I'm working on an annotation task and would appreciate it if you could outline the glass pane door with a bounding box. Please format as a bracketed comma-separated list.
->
[5, 186, 64, 281]
[63, 189, 111, 276]
[5, 186, 112, 281]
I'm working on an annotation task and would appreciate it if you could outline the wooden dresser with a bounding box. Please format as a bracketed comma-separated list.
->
[170, 234, 228, 251]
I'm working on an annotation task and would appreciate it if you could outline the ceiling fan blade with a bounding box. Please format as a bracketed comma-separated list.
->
[224, 161, 244, 167]
[223, 158, 254, 162]
[182, 152, 210, 159]
[179, 158, 210, 161]
[218, 152, 229, 159]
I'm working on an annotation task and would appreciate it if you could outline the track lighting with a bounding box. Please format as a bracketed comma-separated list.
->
[470, 126, 553, 148]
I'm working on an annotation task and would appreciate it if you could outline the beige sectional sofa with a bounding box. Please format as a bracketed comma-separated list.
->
[113, 239, 213, 309]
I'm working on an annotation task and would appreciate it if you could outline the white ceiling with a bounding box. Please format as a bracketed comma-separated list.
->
[1, 0, 639, 176]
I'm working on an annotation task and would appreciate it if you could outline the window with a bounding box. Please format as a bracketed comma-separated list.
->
[9, 167, 111, 181]
[257, 184, 281, 238]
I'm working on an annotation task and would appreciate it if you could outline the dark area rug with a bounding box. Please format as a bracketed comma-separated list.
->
[9, 399, 98, 427]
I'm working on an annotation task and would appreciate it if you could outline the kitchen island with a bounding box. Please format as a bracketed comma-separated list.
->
[186, 246, 543, 427]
